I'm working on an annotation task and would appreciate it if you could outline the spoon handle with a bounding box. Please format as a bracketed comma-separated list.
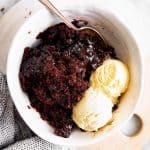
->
[39, 0, 78, 30]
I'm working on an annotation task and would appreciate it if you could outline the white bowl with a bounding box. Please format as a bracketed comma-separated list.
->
[6, 1, 143, 147]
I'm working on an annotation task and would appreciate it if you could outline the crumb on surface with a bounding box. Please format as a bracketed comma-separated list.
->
[29, 11, 32, 15]
[27, 105, 31, 109]
[0, 8, 5, 12]
[24, 11, 32, 19]
[28, 31, 31, 34]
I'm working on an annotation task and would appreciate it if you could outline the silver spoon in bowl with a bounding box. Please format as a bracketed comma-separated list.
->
[39, 0, 106, 44]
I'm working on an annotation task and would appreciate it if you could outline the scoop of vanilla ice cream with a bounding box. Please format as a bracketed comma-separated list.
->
[90, 59, 129, 104]
[72, 87, 113, 132]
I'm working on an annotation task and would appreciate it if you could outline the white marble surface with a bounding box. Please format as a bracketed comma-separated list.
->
[1, 0, 150, 149]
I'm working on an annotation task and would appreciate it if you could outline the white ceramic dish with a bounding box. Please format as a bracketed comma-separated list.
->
[1, 0, 143, 147]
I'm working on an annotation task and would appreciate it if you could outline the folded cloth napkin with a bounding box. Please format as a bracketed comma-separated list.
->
[0, 73, 72, 150]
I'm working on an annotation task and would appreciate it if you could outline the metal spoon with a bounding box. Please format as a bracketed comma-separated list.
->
[39, 0, 106, 44]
